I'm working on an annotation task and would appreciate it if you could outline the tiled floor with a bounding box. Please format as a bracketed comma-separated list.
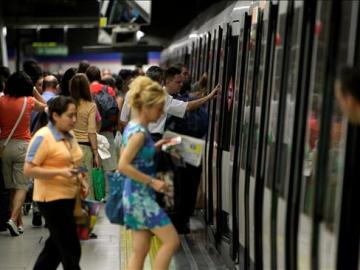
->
[0, 207, 119, 270]
[0, 207, 228, 270]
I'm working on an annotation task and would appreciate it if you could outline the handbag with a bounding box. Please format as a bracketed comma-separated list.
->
[105, 171, 125, 225]
[92, 168, 106, 201]
[0, 97, 27, 158]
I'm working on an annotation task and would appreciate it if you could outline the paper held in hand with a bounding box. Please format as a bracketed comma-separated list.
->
[162, 131, 205, 167]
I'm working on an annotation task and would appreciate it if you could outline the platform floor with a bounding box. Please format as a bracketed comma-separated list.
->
[0, 206, 227, 270]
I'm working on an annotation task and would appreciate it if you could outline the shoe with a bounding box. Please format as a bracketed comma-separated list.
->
[6, 219, 20, 236]
[32, 212, 42, 227]
[18, 226, 24, 234]
[89, 232, 98, 239]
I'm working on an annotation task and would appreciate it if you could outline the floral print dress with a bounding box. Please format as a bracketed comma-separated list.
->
[121, 122, 171, 230]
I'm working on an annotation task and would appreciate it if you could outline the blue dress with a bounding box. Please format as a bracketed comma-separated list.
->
[121, 122, 171, 230]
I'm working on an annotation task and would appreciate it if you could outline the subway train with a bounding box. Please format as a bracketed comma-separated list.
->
[161, 1, 360, 269]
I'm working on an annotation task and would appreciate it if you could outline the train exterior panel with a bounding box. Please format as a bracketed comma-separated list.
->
[161, 1, 360, 269]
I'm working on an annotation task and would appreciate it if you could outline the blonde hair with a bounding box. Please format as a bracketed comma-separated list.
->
[128, 76, 166, 110]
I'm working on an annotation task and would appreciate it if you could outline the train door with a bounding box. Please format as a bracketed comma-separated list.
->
[228, 11, 250, 264]
[253, 2, 278, 269]
[235, 3, 263, 269]
[267, 1, 309, 269]
[261, 1, 289, 269]
[314, 1, 358, 269]
[206, 27, 222, 234]
[215, 21, 239, 263]
[212, 23, 227, 241]
[204, 31, 213, 225]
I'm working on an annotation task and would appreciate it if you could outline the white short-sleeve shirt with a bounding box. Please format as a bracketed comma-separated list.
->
[120, 91, 188, 134]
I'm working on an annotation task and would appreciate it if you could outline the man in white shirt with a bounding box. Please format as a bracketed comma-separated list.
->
[120, 66, 220, 140]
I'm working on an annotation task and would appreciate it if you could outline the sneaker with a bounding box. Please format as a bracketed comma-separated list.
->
[89, 232, 98, 239]
[6, 219, 20, 236]
[32, 212, 42, 227]
[18, 226, 24, 234]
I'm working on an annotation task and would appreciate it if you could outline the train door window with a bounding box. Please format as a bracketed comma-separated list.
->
[205, 33, 211, 77]
[319, 1, 356, 269]
[297, 2, 331, 268]
[264, 2, 287, 189]
[262, 2, 288, 269]
[212, 25, 223, 227]
[205, 29, 216, 224]
[220, 25, 237, 151]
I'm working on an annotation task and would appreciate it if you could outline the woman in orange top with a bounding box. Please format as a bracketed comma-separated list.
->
[0, 71, 46, 236]
[24, 96, 89, 270]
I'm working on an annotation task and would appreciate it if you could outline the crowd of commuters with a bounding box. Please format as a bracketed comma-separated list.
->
[0, 58, 220, 269]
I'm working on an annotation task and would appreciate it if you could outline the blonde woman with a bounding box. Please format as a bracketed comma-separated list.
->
[118, 76, 180, 270]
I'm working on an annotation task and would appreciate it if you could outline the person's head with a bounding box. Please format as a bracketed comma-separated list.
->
[164, 66, 183, 94]
[4, 71, 33, 97]
[77, 60, 90, 74]
[102, 69, 112, 78]
[35, 76, 44, 94]
[335, 66, 360, 124]
[60, 67, 77, 96]
[48, 96, 77, 132]
[145, 66, 163, 84]
[100, 74, 116, 89]
[0, 66, 10, 93]
[128, 76, 166, 123]
[42, 75, 59, 93]
[115, 75, 123, 92]
[86, 66, 101, 83]
[23, 59, 42, 86]
[118, 69, 133, 83]
[69, 73, 92, 104]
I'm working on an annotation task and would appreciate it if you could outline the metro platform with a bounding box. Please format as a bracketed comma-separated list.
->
[0, 206, 227, 270]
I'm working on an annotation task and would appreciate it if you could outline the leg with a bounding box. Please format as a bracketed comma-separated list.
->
[127, 230, 152, 270]
[10, 189, 27, 223]
[151, 224, 180, 270]
[33, 235, 61, 270]
[37, 200, 81, 270]
[79, 144, 94, 200]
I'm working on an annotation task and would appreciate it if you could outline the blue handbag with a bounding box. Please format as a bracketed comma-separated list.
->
[105, 172, 125, 225]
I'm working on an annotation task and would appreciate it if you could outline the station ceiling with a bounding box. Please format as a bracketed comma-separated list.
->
[1, 0, 220, 51]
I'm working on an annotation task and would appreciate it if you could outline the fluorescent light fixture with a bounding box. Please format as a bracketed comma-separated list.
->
[233, 6, 250, 11]
[189, 33, 198, 38]
[136, 30, 145, 40]
[2, 27, 7, 37]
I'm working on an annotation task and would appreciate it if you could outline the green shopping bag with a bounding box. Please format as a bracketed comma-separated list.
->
[92, 168, 106, 201]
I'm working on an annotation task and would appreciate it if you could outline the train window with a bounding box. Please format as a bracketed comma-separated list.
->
[251, 9, 268, 176]
[278, 3, 303, 199]
[221, 27, 238, 150]
[319, 1, 354, 269]
[264, 8, 287, 189]
[240, 16, 257, 170]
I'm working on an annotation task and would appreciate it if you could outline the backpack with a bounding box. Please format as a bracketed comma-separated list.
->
[165, 94, 208, 138]
[94, 85, 119, 130]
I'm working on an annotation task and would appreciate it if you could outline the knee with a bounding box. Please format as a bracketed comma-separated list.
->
[132, 242, 150, 257]
[164, 234, 180, 252]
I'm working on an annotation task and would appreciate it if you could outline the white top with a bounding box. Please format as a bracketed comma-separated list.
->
[120, 90, 188, 134]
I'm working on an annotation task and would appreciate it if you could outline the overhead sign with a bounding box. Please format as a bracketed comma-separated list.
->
[32, 42, 68, 56]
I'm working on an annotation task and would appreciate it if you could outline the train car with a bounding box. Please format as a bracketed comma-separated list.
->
[161, 1, 360, 269]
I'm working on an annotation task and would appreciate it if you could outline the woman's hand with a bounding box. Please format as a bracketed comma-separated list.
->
[80, 180, 90, 198]
[93, 152, 101, 168]
[149, 179, 168, 193]
[154, 138, 171, 151]
[58, 168, 78, 178]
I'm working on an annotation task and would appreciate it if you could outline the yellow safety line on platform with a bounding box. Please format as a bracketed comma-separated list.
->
[119, 226, 176, 269]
